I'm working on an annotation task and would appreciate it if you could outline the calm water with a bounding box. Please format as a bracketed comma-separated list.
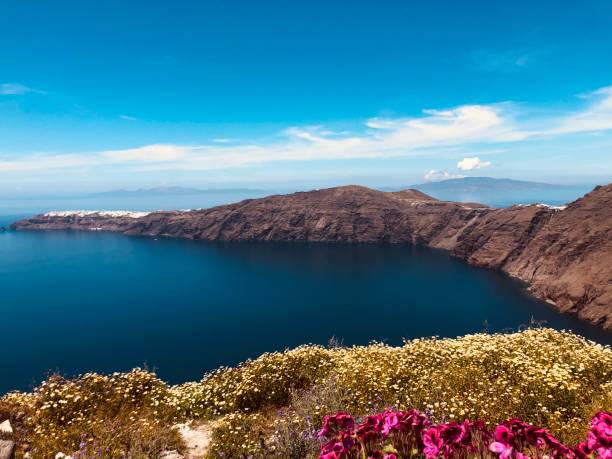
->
[0, 229, 610, 394]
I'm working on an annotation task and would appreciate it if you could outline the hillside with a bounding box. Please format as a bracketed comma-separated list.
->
[0, 329, 610, 458]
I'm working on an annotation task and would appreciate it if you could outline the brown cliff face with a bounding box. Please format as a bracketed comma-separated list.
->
[11, 184, 612, 329]
[502, 185, 612, 328]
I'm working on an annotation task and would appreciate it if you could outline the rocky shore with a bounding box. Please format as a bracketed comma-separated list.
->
[11, 183, 612, 329]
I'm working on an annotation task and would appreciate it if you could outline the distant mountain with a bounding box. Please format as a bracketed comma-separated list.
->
[88, 186, 264, 197]
[395, 177, 591, 208]
[409, 177, 570, 192]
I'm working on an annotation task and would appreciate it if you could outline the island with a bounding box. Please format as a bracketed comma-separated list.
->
[11, 183, 612, 330]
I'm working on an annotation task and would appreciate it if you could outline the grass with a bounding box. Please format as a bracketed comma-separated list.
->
[0, 328, 610, 458]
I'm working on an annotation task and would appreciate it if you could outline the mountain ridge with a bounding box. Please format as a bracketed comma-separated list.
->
[410, 177, 575, 191]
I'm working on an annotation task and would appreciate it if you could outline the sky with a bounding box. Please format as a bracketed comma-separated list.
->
[1, 0, 612, 195]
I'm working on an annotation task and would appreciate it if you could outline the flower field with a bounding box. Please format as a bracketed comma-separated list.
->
[0, 328, 610, 457]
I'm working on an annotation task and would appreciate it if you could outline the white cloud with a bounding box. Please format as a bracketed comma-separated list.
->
[119, 115, 138, 121]
[213, 138, 231, 143]
[423, 170, 465, 181]
[2, 85, 612, 178]
[0, 83, 45, 95]
[457, 157, 492, 171]
[544, 86, 612, 135]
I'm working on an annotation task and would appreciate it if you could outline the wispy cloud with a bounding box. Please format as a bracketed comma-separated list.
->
[545, 86, 612, 135]
[423, 170, 465, 181]
[0, 83, 45, 95]
[119, 115, 138, 121]
[471, 49, 538, 72]
[2, 85, 612, 177]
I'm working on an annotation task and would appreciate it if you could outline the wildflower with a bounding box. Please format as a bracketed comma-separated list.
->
[422, 426, 443, 458]
[320, 431, 358, 458]
[319, 412, 355, 439]
[489, 440, 513, 459]
[356, 413, 385, 449]
[494, 425, 514, 444]
[573, 441, 592, 459]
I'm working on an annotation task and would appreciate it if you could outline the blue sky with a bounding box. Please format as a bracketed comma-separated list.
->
[1, 0, 612, 194]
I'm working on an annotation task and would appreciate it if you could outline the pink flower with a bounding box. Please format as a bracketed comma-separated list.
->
[587, 430, 599, 449]
[382, 411, 407, 435]
[382, 409, 430, 436]
[596, 446, 612, 459]
[592, 417, 612, 442]
[494, 425, 514, 444]
[456, 418, 491, 451]
[573, 441, 592, 459]
[592, 412, 612, 431]
[439, 422, 465, 445]
[319, 409, 612, 459]
[489, 441, 513, 459]
[523, 425, 549, 447]
[319, 431, 358, 459]
[423, 427, 444, 458]
[357, 413, 385, 443]
[365, 454, 397, 459]
[319, 412, 355, 439]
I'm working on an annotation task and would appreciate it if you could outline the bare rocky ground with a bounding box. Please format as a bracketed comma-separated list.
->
[160, 422, 212, 459]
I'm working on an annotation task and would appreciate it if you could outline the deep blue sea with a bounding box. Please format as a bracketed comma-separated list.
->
[1, 225, 610, 394]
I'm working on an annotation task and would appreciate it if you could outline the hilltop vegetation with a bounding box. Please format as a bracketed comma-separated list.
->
[1, 329, 610, 458]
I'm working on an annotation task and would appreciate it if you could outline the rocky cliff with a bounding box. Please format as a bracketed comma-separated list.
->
[11, 184, 612, 329]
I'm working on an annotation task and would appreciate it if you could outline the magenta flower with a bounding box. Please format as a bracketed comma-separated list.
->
[318, 409, 612, 459]
[357, 413, 386, 456]
[439, 422, 465, 444]
[494, 425, 514, 444]
[573, 441, 592, 459]
[320, 431, 358, 459]
[423, 426, 444, 458]
[489, 440, 513, 459]
[357, 414, 385, 443]
[319, 412, 355, 439]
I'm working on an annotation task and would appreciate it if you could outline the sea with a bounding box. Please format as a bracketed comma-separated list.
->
[0, 188, 610, 394]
